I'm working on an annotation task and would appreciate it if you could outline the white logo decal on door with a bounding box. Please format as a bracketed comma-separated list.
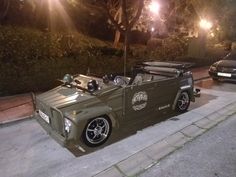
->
[132, 91, 148, 111]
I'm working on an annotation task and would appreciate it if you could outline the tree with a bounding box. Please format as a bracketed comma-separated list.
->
[97, 0, 144, 75]
[0, 0, 10, 24]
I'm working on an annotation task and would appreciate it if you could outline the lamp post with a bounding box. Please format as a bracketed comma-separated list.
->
[196, 19, 213, 58]
[148, 1, 161, 37]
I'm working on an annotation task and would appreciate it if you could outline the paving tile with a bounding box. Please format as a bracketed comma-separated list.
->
[164, 132, 191, 148]
[117, 152, 154, 176]
[224, 104, 236, 112]
[192, 106, 219, 116]
[217, 107, 236, 116]
[94, 166, 124, 177]
[217, 103, 236, 116]
[142, 140, 176, 161]
[207, 112, 228, 123]
[194, 118, 218, 129]
[181, 125, 205, 138]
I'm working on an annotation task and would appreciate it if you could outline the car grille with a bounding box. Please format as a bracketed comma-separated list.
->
[36, 98, 65, 137]
[218, 67, 236, 73]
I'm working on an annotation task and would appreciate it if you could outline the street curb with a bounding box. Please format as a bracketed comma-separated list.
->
[0, 114, 34, 127]
[94, 101, 236, 177]
[194, 76, 211, 82]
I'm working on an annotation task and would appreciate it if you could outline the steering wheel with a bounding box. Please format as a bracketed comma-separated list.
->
[114, 76, 128, 85]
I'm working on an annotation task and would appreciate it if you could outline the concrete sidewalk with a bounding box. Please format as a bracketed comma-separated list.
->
[0, 67, 210, 125]
[0, 93, 34, 125]
[1, 86, 235, 177]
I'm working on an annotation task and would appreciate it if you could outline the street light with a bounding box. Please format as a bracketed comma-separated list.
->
[148, 1, 160, 14]
[199, 19, 213, 30]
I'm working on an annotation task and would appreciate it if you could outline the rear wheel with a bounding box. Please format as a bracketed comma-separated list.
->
[176, 91, 190, 113]
[82, 116, 112, 147]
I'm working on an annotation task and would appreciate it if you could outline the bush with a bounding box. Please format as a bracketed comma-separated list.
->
[0, 26, 124, 96]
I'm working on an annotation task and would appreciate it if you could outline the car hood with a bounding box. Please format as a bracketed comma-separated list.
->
[36, 86, 95, 108]
[216, 60, 236, 68]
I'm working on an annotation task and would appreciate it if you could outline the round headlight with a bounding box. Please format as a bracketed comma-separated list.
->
[64, 118, 72, 133]
[63, 74, 73, 85]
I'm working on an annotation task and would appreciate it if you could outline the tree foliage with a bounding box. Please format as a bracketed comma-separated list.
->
[1, 0, 236, 41]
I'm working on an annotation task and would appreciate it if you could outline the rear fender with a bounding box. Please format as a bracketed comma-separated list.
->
[172, 87, 194, 110]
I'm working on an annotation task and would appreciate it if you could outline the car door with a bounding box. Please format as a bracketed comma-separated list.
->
[153, 77, 179, 112]
[124, 75, 179, 121]
[124, 80, 158, 121]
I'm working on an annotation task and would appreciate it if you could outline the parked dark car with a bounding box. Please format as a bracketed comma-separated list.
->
[34, 61, 199, 155]
[209, 51, 236, 81]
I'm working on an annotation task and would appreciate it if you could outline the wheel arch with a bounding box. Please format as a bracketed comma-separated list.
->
[72, 106, 119, 128]
[172, 88, 193, 110]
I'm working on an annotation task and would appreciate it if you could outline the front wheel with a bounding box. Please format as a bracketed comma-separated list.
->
[82, 116, 112, 147]
[176, 91, 190, 113]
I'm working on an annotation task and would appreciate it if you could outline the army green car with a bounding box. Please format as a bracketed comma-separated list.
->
[34, 61, 199, 154]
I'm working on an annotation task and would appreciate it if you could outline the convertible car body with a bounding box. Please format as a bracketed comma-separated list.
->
[34, 61, 199, 154]
[209, 51, 236, 81]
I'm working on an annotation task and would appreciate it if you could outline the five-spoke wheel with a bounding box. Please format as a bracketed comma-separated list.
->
[176, 91, 190, 113]
[82, 116, 112, 147]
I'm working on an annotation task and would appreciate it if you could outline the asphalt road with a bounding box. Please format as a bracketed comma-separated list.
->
[139, 113, 236, 177]
[0, 78, 236, 177]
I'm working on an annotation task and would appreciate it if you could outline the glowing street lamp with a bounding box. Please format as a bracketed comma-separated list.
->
[149, 1, 160, 14]
[199, 19, 213, 30]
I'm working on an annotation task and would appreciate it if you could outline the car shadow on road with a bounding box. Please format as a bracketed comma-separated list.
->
[189, 93, 217, 110]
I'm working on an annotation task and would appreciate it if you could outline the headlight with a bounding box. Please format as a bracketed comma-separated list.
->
[210, 66, 217, 71]
[64, 118, 72, 133]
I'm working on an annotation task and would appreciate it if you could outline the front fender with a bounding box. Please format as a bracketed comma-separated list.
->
[66, 106, 118, 128]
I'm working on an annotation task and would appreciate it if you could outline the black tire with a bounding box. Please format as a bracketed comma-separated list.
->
[212, 77, 219, 81]
[176, 91, 190, 113]
[82, 116, 112, 147]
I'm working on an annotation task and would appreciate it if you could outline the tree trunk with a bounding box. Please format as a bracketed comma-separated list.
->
[0, 0, 10, 24]
[113, 30, 121, 48]
[113, 6, 122, 48]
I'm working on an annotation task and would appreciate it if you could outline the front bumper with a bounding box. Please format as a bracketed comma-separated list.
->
[209, 70, 236, 81]
[36, 112, 87, 154]
[36, 113, 67, 147]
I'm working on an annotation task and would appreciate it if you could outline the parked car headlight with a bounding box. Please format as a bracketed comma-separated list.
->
[210, 66, 217, 71]
[64, 118, 72, 133]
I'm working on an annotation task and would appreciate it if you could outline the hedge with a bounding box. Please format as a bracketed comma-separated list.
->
[0, 26, 200, 96]
[0, 26, 126, 96]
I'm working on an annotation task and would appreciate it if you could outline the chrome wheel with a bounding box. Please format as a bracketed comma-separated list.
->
[83, 117, 111, 147]
[176, 92, 190, 112]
